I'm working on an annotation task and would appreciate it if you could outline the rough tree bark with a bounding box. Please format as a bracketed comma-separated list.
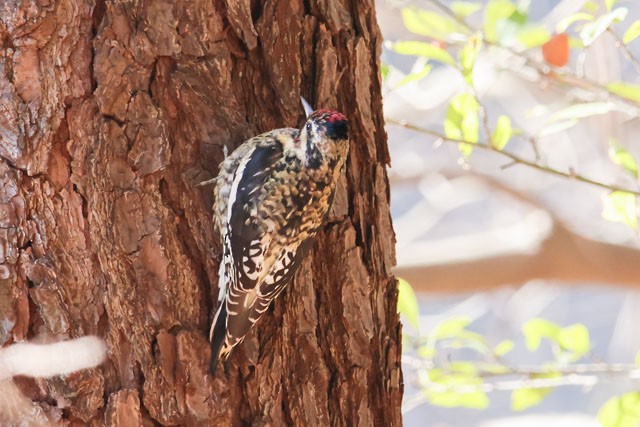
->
[0, 0, 402, 426]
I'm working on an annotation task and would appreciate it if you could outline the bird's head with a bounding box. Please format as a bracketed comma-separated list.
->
[299, 98, 349, 168]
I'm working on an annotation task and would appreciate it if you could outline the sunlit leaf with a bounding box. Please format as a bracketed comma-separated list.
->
[522, 318, 560, 351]
[401, 7, 468, 41]
[580, 7, 629, 46]
[424, 370, 489, 409]
[417, 344, 435, 359]
[607, 81, 640, 103]
[518, 26, 551, 48]
[569, 36, 585, 48]
[583, 1, 599, 14]
[556, 12, 594, 33]
[598, 392, 640, 427]
[551, 102, 615, 121]
[427, 389, 490, 409]
[395, 65, 433, 88]
[542, 33, 570, 67]
[380, 63, 390, 81]
[537, 119, 578, 138]
[509, 5, 528, 26]
[557, 323, 590, 357]
[480, 363, 510, 374]
[449, 361, 478, 374]
[512, 387, 552, 411]
[609, 140, 638, 178]
[432, 316, 471, 339]
[602, 191, 638, 229]
[445, 330, 489, 354]
[459, 34, 483, 84]
[393, 41, 456, 66]
[491, 115, 512, 150]
[623, 20, 640, 44]
[451, 1, 482, 19]
[493, 340, 515, 356]
[444, 93, 479, 157]
[484, 0, 517, 42]
[397, 278, 420, 331]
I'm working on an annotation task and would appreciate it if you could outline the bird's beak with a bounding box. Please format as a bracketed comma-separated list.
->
[300, 96, 314, 118]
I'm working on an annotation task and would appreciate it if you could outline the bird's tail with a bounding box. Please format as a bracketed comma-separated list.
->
[209, 302, 228, 375]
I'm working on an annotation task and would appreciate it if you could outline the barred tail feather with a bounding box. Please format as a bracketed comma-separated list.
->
[209, 303, 228, 375]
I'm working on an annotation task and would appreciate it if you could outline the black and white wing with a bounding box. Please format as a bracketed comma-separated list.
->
[210, 131, 305, 372]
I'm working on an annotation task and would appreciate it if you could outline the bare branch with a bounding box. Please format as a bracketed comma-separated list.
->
[607, 28, 640, 76]
[387, 118, 640, 196]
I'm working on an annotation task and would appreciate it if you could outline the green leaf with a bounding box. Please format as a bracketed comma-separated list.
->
[451, 1, 482, 19]
[602, 191, 638, 229]
[392, 41, 456, 66]
[606, 0, 617, 12]
[395, 64, 433, 88]
[484, 0, 517, 42]
[445, 330, 490, 354]
[551, 102, 615, 121]
[512, 387, 552, 411]
[427, 389, 490, 409]
[417, 344, 435, 359]
[569, 36, 585, 48]
[580, 7, 629, 46]
[449, 361, 477, 374]
[598, 392, 640, 427]
[432, 316, 471, 340]
[493, 340, 514, 356]
[480, 363, 510, 374]
[444, 93, 480, 157]
[522, 318, 560, 351]
[397, 278, 420, 331]
[491, 115, 512, 150]
[623, 20, 640, 44]
[556, 12, 594, 33]
[509, 6, 529, 26]
[459, 34, 482, 84]
[583, 2, 599, 14]
[557, 323, 590, 357]
[380, 63, 390, 81]
[517, 26, 551, 48]
[607, 81, 640, 103]
[609, 141, 638, 178]
[401, 7, 468, 41]
[424, 370, 489, 409]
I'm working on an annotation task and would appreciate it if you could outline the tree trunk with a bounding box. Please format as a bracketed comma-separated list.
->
[0, 0, 402, 425]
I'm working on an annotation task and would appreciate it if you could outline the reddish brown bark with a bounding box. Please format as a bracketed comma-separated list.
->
[0, 0, 401, 425]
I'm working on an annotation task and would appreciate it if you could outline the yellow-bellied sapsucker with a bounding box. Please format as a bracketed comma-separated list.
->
[209, 98, 349, 373]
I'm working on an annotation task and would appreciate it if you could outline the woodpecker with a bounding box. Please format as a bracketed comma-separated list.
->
[209, 98, 349, 373]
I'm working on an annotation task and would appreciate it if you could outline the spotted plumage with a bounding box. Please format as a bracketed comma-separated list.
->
[209, 101, 349, 373]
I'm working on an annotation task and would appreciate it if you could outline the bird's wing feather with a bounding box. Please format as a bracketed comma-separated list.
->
[228, 143, 283, 290]
[222, 141, 289, 351]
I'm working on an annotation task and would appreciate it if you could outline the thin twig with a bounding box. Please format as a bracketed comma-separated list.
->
[607, 28, 640, 75]
[387, 118, 640, 196]
[403, 354, 640, 379]
[402, 354, 640, 414]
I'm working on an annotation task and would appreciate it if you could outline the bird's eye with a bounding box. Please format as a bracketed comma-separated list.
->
[306, 122, 312, 133]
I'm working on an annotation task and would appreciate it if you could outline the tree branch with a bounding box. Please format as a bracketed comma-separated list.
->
[607, 28, 640, 76]
[387, 118, 640, 196]
[402, 354, 640, 413]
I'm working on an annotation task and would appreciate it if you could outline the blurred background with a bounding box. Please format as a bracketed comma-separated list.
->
[376, 0, 640, 425]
